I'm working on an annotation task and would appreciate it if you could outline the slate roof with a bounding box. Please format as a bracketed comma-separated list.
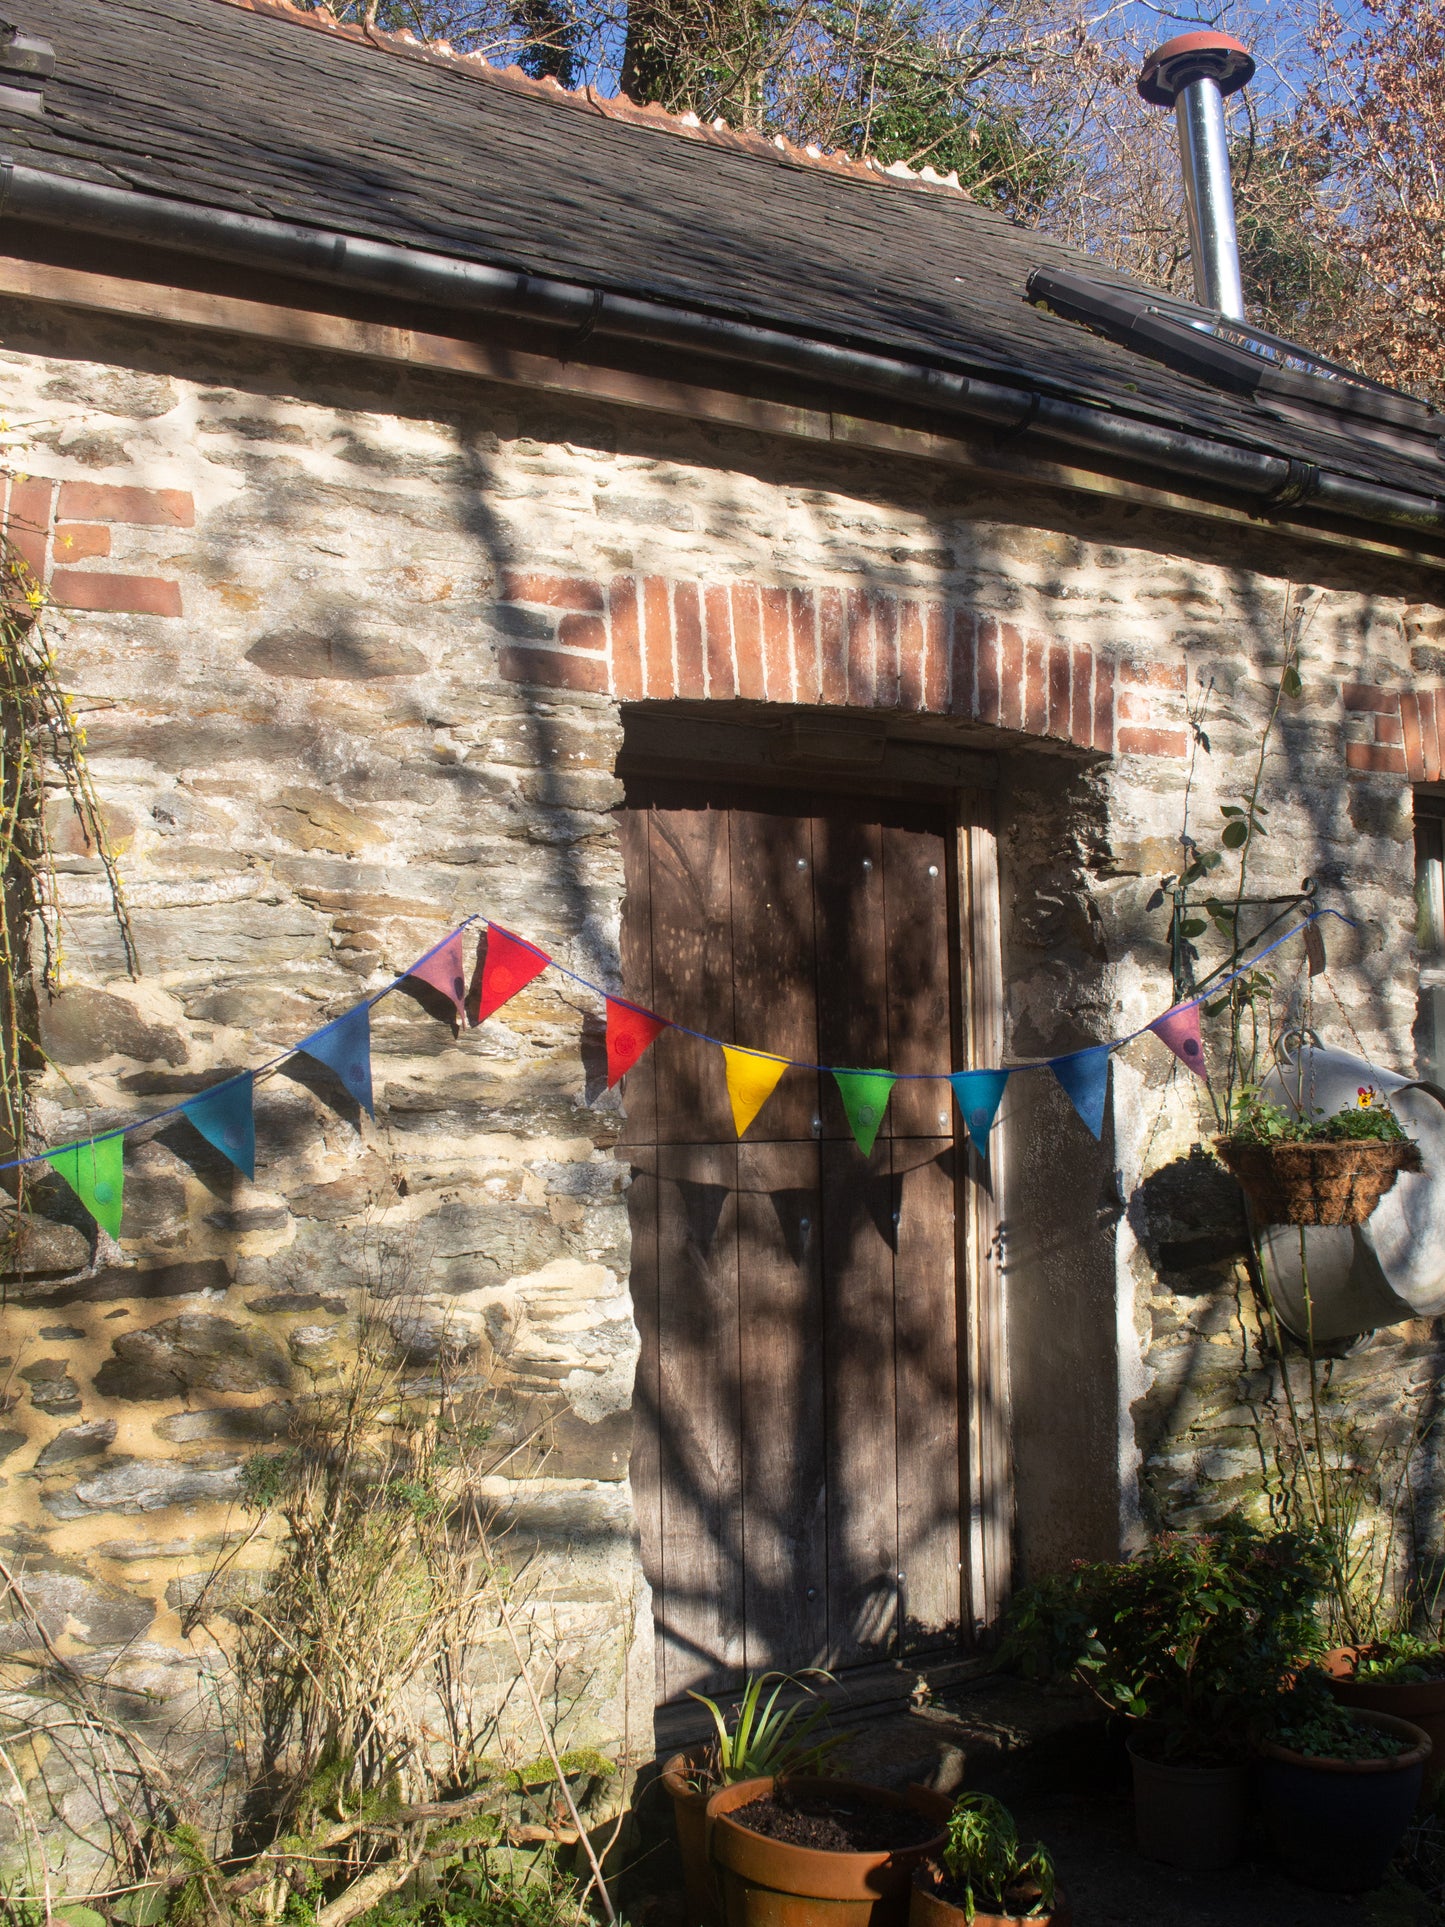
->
[1, 0, 1442, 507]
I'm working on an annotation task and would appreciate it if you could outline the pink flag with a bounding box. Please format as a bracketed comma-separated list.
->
[406, 930, 469, 1024]
[1150, 1003, 1207, 1079]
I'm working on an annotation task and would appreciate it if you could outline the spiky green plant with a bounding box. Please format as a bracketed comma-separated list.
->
[685, 1670, 848, 1789]
[939, 1794, 1056, 1924]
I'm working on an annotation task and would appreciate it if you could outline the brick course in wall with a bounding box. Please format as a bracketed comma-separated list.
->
[496, 570, 1188, 757]
[1, 473, 188, 615]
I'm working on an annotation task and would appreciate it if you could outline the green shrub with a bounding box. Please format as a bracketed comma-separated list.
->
[1003, 1519, 1329, 1764]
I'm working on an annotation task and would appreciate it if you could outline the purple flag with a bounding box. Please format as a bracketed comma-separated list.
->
[406, 929, 469, 1024]
[1150, 1003, 1207, 1080]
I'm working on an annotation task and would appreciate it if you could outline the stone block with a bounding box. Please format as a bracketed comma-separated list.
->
[20, 1358, 81, 1415]
[94, 1314, 294, 1400]
[34, 1420, 117, 1468]
[9, 1256, 233, 1309]
[245, 631, 427, 678]
[154, 1403, 290, 1444]
[37, 988, 187, 1066]
[0, 1567, 154, 1649]
[47, 1457, 243, 1516]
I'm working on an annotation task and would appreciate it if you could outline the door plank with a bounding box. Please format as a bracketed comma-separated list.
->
[883, 822, 954, 1139]
[728, 809, 819, 1142]
[648, 804, 734, 1143]
[626, 1156, 666, 1701]
[654, 1141, 745, 1698]
[617, 805, 657, 1147]
[893, 1137, 963, 1652]
[814, 813, 889, 1140]
[822, 1136, 900, 1667]
[738, 1138, 828, 1671]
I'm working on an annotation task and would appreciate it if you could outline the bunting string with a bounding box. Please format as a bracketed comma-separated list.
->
[14, 907, 1353, 1233]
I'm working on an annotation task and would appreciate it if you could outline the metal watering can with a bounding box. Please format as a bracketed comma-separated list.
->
[1253, 1045, 1445, 1344]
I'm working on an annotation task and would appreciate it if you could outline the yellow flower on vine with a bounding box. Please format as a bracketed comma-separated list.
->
[1357, 1085, 1377, 1108]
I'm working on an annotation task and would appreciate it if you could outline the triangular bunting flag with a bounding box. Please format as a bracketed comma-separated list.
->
[478, 924, 550, 1024]
[46, 1134, 124, 1238]
[833, 1069, 895, 1157]
[1050, 1045, 1113, 1141]
[407, 929, 469, 1024]
[606, 997, 668, 1088]
[182, 1073, 256, 1181]
[949, 1069, 1010, 1150]
[298, 1003, 374, 1117]
[722, 1046, 790, 1138]
[1149, 1003, 1207, 1080]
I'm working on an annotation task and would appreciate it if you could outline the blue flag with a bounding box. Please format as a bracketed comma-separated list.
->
[949, 1069, 1010, 1151]
[298, 1004, 374, 1117]
[182, 1073, 255, 1180]
[1050, 1045, 1112, 1140]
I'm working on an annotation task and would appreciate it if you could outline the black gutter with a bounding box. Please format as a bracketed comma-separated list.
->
[5, 161, 1445, 544]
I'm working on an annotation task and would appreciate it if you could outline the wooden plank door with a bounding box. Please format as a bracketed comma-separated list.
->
[621, 779, 967, 1702]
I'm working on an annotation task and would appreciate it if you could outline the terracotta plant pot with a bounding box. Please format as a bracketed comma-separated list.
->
[1324, 1647, 1445, 1803]
[910, 1861, 1071, 1927]
[706, 1775, 950, 1927]
[1214, 1136, 1421, 1226]
[1258, 1708, 1431, 1891]
[663, 1750, 722, 1926]
[1125, 1739, 1246, 1871]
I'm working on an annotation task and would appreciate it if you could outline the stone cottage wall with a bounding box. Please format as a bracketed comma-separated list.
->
[0, 292, 1441, 1876]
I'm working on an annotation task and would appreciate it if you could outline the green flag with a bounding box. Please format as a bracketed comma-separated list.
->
[45, 1134, 124, 1237]
[833, 1069, 895, 1156]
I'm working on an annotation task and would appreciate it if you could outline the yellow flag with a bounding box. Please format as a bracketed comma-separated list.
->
[722, 1046, 790, 1138]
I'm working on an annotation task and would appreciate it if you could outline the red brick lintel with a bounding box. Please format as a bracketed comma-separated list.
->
[495, 570, 1193, 759]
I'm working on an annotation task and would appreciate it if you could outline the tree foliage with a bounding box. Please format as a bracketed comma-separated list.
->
[1301, 0, 1445, 399]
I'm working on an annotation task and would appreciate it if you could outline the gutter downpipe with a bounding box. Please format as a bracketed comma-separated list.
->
[3, 161, 1443, 544]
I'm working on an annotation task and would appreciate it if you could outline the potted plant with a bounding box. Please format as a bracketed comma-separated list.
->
[910, 1793, 1066, 1926]
[1322, 1634, 1445, 1802]
[663, 1672, 849, 1924]
[1214, 1085, 1421, 1226]
[1258, 1681, 1431, 1890]
[1003, 1518, 1328, 1871]
[706, 1774, 950, 1927]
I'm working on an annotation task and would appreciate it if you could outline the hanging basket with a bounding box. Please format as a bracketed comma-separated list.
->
[1214, 1136, 1422, 1227]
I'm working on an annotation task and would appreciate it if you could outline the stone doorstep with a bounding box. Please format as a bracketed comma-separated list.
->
[649, 1661, 1101, 1795]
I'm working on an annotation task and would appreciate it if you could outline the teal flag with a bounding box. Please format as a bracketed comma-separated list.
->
[833, 1069, 895, 1156]
[949, 1069, 1010, 1151]
[182, 1073, 256, 1180]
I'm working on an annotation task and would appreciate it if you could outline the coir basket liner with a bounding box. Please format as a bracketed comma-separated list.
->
[1214, 1137, 1421, 1226]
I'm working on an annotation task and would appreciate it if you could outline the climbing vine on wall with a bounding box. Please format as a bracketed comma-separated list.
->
[0, 536, 134, 1253]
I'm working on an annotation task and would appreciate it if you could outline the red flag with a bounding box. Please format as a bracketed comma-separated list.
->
[606, 997, 668, 1087]
[478, 924, 550, 1023]
[406, 929, 469, 1023]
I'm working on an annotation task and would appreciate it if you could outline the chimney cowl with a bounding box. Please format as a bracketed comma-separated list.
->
[1138, 31, 1254, 108]
[1139, 30, 1252, 322]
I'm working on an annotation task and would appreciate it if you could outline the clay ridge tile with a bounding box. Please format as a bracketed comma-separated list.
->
[211, 0, 972, 201]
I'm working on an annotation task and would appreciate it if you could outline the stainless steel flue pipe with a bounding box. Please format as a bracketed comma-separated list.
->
[1138, 32, 1256, 320]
